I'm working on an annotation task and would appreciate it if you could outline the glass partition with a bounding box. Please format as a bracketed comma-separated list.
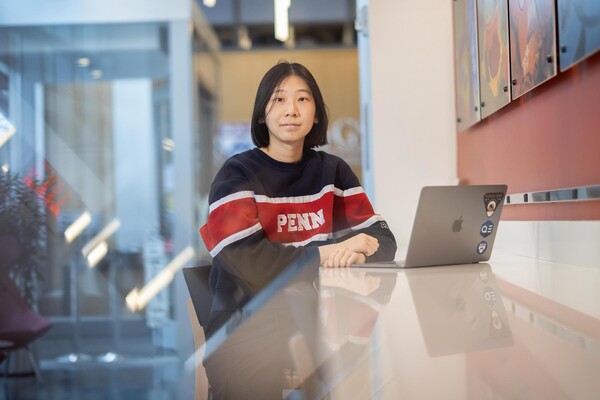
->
[0, 21, 198, 359]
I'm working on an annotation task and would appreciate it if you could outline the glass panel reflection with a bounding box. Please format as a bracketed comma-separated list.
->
[0, 21, 178, 358]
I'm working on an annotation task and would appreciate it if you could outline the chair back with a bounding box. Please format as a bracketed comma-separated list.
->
[183, 264, 213, 327]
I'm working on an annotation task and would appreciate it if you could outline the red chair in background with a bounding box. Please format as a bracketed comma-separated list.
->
[0, 235, 52, 382]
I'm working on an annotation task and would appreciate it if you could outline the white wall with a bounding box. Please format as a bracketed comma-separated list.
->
[495, 221, 600, 268]
[368, 1, 457, 246]
[366, 2, 600, 269]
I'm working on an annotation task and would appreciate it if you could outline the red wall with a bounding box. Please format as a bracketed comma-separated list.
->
[457, 52, 600, 221]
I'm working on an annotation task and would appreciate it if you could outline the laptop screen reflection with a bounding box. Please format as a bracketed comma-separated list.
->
[405, 263, 514, 357]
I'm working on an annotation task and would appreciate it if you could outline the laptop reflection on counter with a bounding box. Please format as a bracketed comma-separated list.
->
[354, 184, 507, 269]
[406, 263, 513, 356]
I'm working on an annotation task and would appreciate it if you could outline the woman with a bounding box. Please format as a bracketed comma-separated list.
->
[199, 61, 396, 398]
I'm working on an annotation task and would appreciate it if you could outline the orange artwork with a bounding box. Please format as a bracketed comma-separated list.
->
[508, 0, 557, 99]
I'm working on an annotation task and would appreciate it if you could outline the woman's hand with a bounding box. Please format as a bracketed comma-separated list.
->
[321, 247, 366, 268]
[339, 233, 379, 257]
[318, 233, 379, 268]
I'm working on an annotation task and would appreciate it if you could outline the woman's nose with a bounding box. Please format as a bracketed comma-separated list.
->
[285, 103, 299, 117]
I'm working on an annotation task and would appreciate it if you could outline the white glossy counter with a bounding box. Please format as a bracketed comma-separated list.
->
[197, 253, 600, 399]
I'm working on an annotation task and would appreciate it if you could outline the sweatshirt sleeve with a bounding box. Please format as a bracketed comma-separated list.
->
[339, 220, 397, 263]
[200, 162, 319, 295]
[331, 158, 398, 262]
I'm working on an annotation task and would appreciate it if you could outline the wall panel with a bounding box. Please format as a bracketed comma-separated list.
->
[457, 52, 600, 220]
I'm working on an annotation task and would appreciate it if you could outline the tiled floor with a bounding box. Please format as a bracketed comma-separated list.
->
[1, 355, 192, 400]
[0, 316, 197, 400]
[1, 334, 194, 400]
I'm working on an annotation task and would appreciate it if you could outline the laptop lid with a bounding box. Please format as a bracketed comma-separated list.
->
[402, 184, 507, 267]
[354, 184, 506, 268]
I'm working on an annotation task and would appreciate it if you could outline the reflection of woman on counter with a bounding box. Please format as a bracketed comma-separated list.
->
[319, 269, 397, 358]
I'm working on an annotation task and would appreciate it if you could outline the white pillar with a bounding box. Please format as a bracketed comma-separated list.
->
[169, 19, 196, 359]
[368, 0, 458, 246]
[112, 79, 159, 250]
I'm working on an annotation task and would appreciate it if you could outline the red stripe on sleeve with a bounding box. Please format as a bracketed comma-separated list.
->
[333, 192, 376, 230]
[200, 197, 259, 252]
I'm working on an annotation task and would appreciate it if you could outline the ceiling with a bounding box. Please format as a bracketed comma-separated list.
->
[196, 0, 357, 50]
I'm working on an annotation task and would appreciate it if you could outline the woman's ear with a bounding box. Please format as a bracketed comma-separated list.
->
[314, 117, 319, 124]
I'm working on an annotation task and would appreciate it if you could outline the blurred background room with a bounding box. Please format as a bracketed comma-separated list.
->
[1, 0, 599, 399]
[0, 1, 364, 398]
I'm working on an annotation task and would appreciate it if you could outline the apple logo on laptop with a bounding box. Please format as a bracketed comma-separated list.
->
[452, 216, 463, 232]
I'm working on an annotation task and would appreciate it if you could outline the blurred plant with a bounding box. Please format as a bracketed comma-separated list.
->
[0, 171, 46, 309]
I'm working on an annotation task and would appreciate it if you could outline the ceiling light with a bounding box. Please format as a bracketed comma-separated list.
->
[238, 26, 252, 50]
[64, 211, 92, 243]
[126, 246, 195, 311]
[283, 26, 296, 49]
[274, 0, 291, 42]
[90, 69, 103, 79]
[87, 241, 108, 268]
[203, 0, 216, 7]
[77, 57, 90, 67]
[82, 219, 121, 257]
[0, 112, 16, 148]
[162, 138, 175, 152]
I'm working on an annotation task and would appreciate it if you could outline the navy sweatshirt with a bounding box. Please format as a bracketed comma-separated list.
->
[200, 148, 397, 314]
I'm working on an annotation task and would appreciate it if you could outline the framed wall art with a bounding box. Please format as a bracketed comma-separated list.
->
[508, 0, 557, 99]
[477, 0, 511, 118]
[557, 0, 600, 71]
[453, 0, 481, 131]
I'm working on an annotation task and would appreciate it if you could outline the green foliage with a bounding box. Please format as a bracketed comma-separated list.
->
[0, 171, 47, 308]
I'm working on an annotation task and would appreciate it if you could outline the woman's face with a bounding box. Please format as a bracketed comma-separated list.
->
[263, 74, 317, 150]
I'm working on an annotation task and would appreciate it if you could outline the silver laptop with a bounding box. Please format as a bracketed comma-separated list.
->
[355, 184, 507, 268]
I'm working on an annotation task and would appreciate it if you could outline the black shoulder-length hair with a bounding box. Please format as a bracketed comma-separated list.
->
[251, 61, 329, 150]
